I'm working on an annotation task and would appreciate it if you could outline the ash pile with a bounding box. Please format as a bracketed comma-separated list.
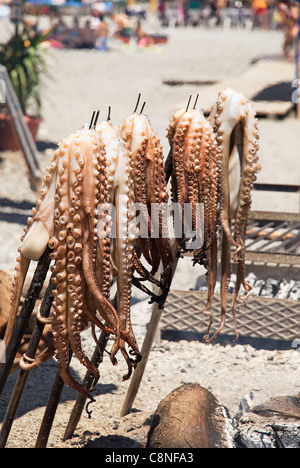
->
[196, 272, 300, 301]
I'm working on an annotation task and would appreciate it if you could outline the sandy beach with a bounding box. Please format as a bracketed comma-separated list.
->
[0, 15, 300, 448]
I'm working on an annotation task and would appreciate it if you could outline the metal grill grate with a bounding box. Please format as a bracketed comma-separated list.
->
[161, 211, 300, 341]
[160, 290, 300, 342]
[245, 211, 300, 265]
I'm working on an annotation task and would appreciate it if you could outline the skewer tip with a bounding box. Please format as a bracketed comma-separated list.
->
[133, 93, 142, 114]
[186, 95, 192, 112]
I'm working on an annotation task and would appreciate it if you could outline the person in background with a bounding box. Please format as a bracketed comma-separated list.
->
[158, 0, 169, 26]
[278, 0, 299, 58]
[252, 0, 269, 28]
[95, 14, 109, 51]
[67, 15, 81, 48]
[134, 18, 154, 46]
[176, 0, 186, 26]
[79, 19, 95, 49]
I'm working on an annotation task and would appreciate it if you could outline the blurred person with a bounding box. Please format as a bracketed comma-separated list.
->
[278, 0, 299, 58]
[55, 16, 68, 34]
[215, 0, 228, 25]
[134, 18, 155, 46]
[95, 14, 109, 51]
[68, 15, 81, 48]
[252, 0, 269, 28]
[111, 11, 131, 33]
[111, 11, 133, 42]
[79, 19, 95, 49]
[176, 0, 186, 26]
[158, 0, 169, 26]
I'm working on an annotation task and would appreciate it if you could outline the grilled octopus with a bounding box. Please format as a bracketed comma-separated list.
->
[3, 125, 140, 399]
[166, 103, 220, 332]
[120, 108, 173, 306]
[208, 88, 261, 341]
[166, 89, 260, 341]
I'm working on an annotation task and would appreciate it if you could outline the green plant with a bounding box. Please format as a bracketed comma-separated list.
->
[0, 20, 49, 117]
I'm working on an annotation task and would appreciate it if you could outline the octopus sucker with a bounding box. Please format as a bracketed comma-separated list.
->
[66, 137, 100, 388]
[166, 106, 219, 330]
[3, 152, 61, 352]
[206, 87, 261, 342]
[96, 120, 141, 379]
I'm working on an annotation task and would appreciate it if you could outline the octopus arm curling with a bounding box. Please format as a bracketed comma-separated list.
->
[166, 107, 219, 331]
[120, 113, 173, 305]
[3, 154, 59, 350]
[207, 88, 261, 341]
[97, 120, 141, 379]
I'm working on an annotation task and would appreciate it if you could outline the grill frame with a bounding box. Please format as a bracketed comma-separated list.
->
[161, 209, 300, 342]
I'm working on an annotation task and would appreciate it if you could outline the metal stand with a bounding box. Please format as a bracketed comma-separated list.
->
[0, 249, 51, 397]
[0, 276, 54, 448]
[0, 258, 115, 448]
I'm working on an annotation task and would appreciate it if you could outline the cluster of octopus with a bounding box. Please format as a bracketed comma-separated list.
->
[2, 88, 261, 403]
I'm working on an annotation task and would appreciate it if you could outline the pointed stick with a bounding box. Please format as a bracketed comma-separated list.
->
[140, 101, 146, 114]
[93, 110, 100, 128]
[133, 93, 141, 113]
[89, 111, 95, 130]
[193, 94, 199, 109]
[186, 95, 192, 112]
[107, 106, 111, 121]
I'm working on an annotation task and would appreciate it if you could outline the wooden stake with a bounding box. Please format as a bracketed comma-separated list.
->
[120, 243, 180, 417]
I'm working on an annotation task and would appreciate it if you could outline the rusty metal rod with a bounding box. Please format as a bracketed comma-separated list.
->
[0, 248, 51, 396]
[36, 295, 117, 447]
[35, 362, 69, 449]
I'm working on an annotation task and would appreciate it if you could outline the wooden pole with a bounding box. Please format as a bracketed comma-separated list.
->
[120, 243, 180, 417]
[0, 279, 54, 448]
[0, 249, 51, 397]
[120, 301, 164, 417]
[63, 296, 117, 441]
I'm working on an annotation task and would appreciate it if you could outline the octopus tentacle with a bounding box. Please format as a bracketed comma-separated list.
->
[19, 345, 55, 371]
[3, 153, 59, 351]
[49, 137, 94, 399]
[121, 112, 173, 303]
[230, 102, 260, 334]
[167, 106, 219, 330]
[97, 120, 141, 378]
[81, 130, 119, 338]
[207, 88, 260, 341]
[65, 132, 101, 387]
